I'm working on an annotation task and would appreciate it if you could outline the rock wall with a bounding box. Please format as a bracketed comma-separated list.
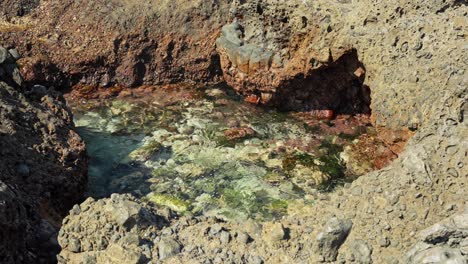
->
[217, 0, 467, 132]
[0, 0, 231, 89]
[0, 46, 88, 263]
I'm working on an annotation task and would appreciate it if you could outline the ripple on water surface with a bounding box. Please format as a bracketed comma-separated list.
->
[70, 85, 392, 221]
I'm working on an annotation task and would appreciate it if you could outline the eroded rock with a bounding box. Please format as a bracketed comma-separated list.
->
[406, 209, 468, 264]
[315, 218, 353, 262]
[0, 46, 87, 263]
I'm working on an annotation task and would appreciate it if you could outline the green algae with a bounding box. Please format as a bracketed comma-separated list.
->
[219, 189, 288, 220]
[129, 140, 162, 160]
[71, 85, 374, 221]
[145, 192, 191, 213]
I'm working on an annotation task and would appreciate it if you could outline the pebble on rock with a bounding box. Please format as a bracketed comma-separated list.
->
[158, 237, 181, 260]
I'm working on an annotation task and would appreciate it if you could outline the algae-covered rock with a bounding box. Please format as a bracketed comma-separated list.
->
[175, 163, 205, 177]
[291, 164, 332, 186]
[129, 140, 162, 161]
[145, 193, 191, 213]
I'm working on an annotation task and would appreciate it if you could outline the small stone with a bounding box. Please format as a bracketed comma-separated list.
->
[0, 46, 8, 64]
[158, 237, 181, 260]
[379, 237, 390, 247]
[220, 231, 231, 245]
[348, 240, 372, 264]
[3, 63, 23, 86]
[70, 204, 81, 215]
[110, 234, 121, 242]
[105, 223, 113, 230]
[8, 49, 20, 60]
[210, 223, 223, 235]
[236, 232, 251, 244]
[316, 218, 353, 261]
[262, 222, 285, 243]
[68, 238, 81, 253]
[354, 67, 366, 78]
[31, 85, 48, 96]
[121, 233, 141, 246]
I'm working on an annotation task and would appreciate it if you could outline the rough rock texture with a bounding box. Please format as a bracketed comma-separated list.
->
[0, 0, 231, 88]
[406, 207, 468, 263]
[58, 194, 168, 264]
[56, 0, 467, 263]
[0, 46, 87, 263]
[217, 0, 467, 132]
[1, 0, 466, 263]
[0, 0, 39, 18]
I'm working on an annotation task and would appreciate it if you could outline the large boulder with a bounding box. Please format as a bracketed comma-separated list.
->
[0, 0, 232, 89]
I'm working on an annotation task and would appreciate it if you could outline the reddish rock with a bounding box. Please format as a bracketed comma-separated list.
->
[0, 0, 232, 89]
[309, 110, 335, 120]
[354, 67, 366, 78]
[224, 127, 256, 141]
[245, 94, 261, 105]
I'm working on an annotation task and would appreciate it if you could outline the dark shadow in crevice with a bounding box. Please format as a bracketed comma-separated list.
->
[273, 49, 371, 115]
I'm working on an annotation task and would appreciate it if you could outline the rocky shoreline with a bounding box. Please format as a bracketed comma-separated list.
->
[1, 0, 467, 263]
[0, 46, 87, 262]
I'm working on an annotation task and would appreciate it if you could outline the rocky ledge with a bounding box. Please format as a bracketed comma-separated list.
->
[0, 46, 87, 263]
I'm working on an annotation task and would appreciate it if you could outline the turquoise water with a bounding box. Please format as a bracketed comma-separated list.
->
[70, 86, 372, 220]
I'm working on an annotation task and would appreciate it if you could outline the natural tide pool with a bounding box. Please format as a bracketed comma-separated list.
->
[69, 85, 392, 221]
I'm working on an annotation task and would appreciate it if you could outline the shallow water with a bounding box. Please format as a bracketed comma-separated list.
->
[70, 85, 376, 221]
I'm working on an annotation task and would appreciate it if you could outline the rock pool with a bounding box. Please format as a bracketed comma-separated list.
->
[69, 85, 393, 221]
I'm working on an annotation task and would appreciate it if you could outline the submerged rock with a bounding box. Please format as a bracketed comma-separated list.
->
[145, 193, 191, 213]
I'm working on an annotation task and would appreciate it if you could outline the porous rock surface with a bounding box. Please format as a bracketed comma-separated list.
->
[406, 206, 468, 263]
[0, 0, 466, 263]
[57, 0, 467, 263]
[217, 0, 467, 137]
[0, 46, 87, 263]
[0, 0, 232, 88]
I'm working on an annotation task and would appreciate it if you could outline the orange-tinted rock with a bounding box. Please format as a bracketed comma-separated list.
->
[309, 110, 335, 120]
[354, 67, 366, 78]
[375, 127, 414, 154]
[245, 94, 261, 105]
[224, 127, 256, 141]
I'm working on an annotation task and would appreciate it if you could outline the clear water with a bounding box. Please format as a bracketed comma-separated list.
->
[70, 85, 373, 221]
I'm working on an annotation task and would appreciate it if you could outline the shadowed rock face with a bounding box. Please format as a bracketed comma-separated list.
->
[0, 47, 88, 263]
